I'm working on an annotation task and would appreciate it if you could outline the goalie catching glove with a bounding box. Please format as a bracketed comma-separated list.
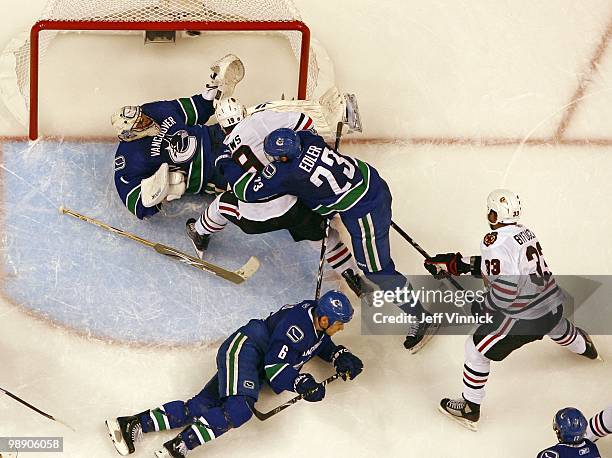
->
[141, 163, 186, 207]
[332, 346, 363, 381]
[294, 373, 326, 402]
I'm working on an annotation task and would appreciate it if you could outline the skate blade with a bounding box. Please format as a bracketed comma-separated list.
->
[437, 405, 478, 431]
[409, 322, 441, 354]
[154, 448, 171, 458]
[189, 240, 205, 260]
[105, 419, 130, 456]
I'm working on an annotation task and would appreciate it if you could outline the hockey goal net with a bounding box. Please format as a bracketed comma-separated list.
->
[1, 0, 332, 139]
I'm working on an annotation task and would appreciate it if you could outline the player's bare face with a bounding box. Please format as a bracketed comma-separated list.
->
[325, 321, 345, 336]
[487, 209, 498, 228]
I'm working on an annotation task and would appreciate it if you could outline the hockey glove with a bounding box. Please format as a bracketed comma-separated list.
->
[332, 346, 363, 381]
[294, 373, 326, 402]
[424, 252, 470, 278]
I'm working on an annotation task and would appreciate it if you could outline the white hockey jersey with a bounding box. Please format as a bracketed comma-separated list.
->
[480, 224, 564, 319]
[223, 110, 313, 221]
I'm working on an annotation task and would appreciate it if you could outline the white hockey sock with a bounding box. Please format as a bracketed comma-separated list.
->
[587, 406, 612, 441]
[462, 337, 491, 405]
[196, 197, 228, 236]
[325, 228, 358, 274]
[547, 318, 586, 354]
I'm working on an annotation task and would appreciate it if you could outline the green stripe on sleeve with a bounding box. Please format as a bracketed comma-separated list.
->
[265, 363, 289, 382]
[313, 160, 371, 215]
[233, 172, 255, 201]
[126, 185, 142, 215]
[178, 97, 197, 125]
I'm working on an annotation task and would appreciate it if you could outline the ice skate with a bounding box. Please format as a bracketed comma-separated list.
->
[438, 397, 480, 431]
[105, 415, 143, 455]
[186, 218, 211, 260]
[341, 268, 363, 297]
[403, 311, 440, 354]
[154, 436, 189, 458]
[578, 328, 601, 361]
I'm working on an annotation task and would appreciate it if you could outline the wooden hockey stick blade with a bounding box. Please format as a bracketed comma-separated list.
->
[1, 387, 76, 432]
[252, 373, 342, 421]
[153, 244, 259, 284]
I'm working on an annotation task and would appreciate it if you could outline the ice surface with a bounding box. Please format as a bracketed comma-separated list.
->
[1, 140, 324, 344]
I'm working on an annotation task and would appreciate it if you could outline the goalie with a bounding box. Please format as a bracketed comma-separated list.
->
[111, 54, 244, 219]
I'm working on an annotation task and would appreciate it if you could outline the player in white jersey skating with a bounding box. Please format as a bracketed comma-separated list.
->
[186, 97, 363, 296]
[424, 189, 599, 430]
[586, 405, 612, 442]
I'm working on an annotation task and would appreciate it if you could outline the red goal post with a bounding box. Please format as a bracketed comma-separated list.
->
[28, 19, 310, 140]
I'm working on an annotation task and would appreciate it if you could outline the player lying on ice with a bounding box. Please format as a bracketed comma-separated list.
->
[110, 54, 245, 219]
[185, 96, 364, 296]
[537, 407, 601, 458]
[423, 189, 599, 431]
[105, 290, 363, 457]
[217, 127, 438, 352]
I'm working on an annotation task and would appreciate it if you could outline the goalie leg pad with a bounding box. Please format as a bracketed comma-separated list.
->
[141, 163, 170, 207]
[166, 171, 186, 202]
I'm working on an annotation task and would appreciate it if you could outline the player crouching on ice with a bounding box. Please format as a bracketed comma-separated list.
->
[219, 127, 438, 352]
[105, 290, 363, 457]
[423, 189, 599, 431]
[537, 407, 601, 458]
[110, 54, 245, 219]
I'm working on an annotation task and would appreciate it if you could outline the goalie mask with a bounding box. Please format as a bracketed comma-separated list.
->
[486, 189, 521, 224]
[215, 97, 246, 131]
[111, 106, 160, 142]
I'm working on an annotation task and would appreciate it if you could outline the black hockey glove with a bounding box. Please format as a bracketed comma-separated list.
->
[294, 373, 326, 402]
[332, 346, 364, 381]
[424, 252, 471, 278]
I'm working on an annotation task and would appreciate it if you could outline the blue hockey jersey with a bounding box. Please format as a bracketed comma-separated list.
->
[114, 93, 224, 219]
[537, 440, 601, 458]
[223, 130, 387, 218]
[238, 300, 339, 394]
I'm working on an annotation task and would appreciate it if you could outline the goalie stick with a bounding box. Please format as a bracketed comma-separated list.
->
[252, 373, 342, 421]
[1, 386, 75, 431]
[59, 206, 259, 284]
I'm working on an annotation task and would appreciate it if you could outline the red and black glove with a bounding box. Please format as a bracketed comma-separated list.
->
[424, 252, 471, 278]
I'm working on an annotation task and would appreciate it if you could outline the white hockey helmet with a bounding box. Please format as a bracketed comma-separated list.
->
[215, 97, 246, 130]
[486, 189, 521, 224]
[111, 105, 159, 141]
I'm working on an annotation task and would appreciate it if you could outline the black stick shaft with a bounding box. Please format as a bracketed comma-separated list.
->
[390, 220, 465, 291]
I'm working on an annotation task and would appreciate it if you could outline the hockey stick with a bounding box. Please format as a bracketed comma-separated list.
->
[252, 373, 342, 421]
[390, 220, 465, 291]
[1, 386, 76, 431]
[59, 206, 259, 284]
[314, 122, 344, 300]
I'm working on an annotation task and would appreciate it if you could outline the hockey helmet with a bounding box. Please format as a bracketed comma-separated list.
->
[553, 407, 587, 444]
[215, 97, 246, 130]
[264, 128, 302, 162]
[111, 105, 159, 142]
[315, 290, 354, 325]
[486, 189, 521, 224]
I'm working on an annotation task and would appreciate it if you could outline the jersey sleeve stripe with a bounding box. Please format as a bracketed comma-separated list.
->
[293, 113, 306, 130]
[178, 97, 197, 125]
[265, 363, 290, 382]
[126, 185, 142, 216]
[233, 172, 255, 201]
[491, 283, 517, 295]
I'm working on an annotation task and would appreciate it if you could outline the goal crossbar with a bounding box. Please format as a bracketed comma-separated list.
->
[28, 19, 311, 139]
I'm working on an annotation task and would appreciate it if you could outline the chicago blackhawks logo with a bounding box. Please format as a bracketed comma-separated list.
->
[483, 232, 498, 246]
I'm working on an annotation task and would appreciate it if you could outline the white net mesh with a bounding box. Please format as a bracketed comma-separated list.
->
[6, 0, 322, 127]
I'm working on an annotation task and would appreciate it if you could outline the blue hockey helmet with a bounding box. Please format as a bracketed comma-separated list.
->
[315, 290, 354, 325]
[553, 407, 587, 443]
[263, 128, 302, 161]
